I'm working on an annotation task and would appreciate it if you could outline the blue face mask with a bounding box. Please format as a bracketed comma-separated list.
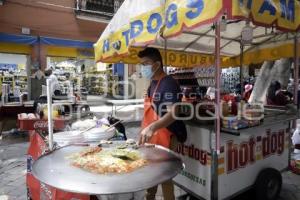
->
[141, 65, 154, 79]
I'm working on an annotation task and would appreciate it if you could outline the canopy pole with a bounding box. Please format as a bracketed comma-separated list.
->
[46, 79, 54, 151]
[215, 22, 221, 154]
[164, 38, 168, 70]
[163, 0, 167, 71]
[294, 33, 299, 107]
[240, 43, 244, 95]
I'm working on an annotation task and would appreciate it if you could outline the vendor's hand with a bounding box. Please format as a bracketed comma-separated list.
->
[139, 124, 156, 145]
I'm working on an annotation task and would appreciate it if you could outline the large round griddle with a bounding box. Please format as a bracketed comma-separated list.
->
[32, 143, 184, 195]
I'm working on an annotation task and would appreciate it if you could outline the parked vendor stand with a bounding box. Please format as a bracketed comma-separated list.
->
[93, 1, 300, 200]
[19, 88, 94, 199]
[25, 80, 184, 199]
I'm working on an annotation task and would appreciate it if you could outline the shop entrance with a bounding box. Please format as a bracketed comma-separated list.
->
[46, 56, 95, 100]
[0, 53, 32, 135]
[0, 53, 29, 103]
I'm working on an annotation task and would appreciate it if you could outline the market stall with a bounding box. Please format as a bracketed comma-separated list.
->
[93, 0, 300, 200]
[26, 95, 183, 199]
[25, 77, 183, 200]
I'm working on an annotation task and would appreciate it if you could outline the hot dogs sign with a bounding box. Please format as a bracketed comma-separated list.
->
[95, 0, 300, 63]
[225, 128, 287, 174]
[175, 126, 289, 174]
[95, 0, 222, 61]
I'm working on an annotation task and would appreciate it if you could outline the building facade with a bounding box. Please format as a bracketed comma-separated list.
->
[0, 0, 123, 70]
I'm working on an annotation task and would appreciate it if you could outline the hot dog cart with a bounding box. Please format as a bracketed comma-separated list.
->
[174, 108, 296, 200]
[93, 1, 300, 199]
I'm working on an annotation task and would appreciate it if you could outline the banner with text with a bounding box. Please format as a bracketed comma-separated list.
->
[230, 0, 300, 31]
[94, 0, 223, 63]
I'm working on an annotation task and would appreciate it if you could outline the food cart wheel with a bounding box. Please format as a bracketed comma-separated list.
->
[254, 168, 282, 200]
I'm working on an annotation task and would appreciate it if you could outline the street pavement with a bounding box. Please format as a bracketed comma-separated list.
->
[0, 137, 28, 200]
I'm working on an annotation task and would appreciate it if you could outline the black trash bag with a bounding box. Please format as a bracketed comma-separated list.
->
[107, 117, 127, 141]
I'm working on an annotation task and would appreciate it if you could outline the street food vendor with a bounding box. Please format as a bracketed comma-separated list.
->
[138, 47, 187, 200]
[267, 80, 290, 106]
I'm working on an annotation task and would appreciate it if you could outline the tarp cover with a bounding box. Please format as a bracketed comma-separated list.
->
[94, 0, 300, 67]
